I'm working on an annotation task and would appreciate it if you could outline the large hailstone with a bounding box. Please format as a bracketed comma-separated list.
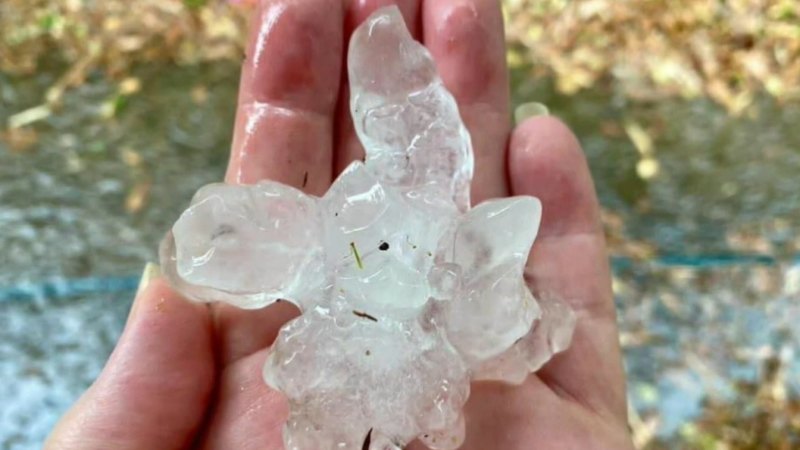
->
[160, 7, 576, 449]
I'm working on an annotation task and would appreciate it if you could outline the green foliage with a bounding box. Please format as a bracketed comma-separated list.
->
[183, 0, 209, 10]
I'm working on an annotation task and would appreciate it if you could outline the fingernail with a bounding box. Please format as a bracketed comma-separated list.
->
[135, 262, 162, 298]
[128, 262, 162, 322]
[514, 102, 550, 125]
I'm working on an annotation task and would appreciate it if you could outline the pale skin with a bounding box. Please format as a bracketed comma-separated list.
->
[45, 1, 635, 449]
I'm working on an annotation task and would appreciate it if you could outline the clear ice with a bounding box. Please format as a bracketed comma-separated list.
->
[160, 6, 575, 449]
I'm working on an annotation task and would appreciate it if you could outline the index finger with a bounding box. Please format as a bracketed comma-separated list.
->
[218, 0, 345, 366]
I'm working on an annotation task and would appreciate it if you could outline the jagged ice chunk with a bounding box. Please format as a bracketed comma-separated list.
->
[160, 6, 575, 450]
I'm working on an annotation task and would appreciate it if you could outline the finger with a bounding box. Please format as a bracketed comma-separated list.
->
[508, 116, 628, 420]
[199, 349, 288, 450]
[227, 0, 342, 191]
[334, 0, 422, 174]
[423, 0, 511, 204]
[218, 0, 345, 365]
[407, 379, 633, 450]
[226, 0, 342, 191]
[45, 276, 215, 450]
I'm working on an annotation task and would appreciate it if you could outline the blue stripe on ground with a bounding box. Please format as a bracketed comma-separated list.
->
[1, 253, 797, 302]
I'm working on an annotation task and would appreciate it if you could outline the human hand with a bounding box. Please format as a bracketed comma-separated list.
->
[46, 1, 634, 449]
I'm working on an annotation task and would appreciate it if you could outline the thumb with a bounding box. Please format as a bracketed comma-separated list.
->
[45, 265, 215, 450]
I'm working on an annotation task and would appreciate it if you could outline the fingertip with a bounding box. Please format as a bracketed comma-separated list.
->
[423, 0, 508, 107]
[106, 277, 216, 414]
[509, 116, 601, 238]
[46, 279, 215, 450]
[129, 276, 212, 331]
[241, 0, 343, 111]
[509, 116, 583, 167]
[229, 0, 343, 188]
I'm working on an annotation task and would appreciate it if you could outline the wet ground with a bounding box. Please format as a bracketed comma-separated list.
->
[1, 63, 798, 449]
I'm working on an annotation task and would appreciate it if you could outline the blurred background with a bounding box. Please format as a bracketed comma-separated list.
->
[0, 0, 798, 448]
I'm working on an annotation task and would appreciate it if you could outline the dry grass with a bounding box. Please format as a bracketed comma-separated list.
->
[2, 0, 799, 112]
[504, 0, 800, 114]
[0, 0, 248, 104]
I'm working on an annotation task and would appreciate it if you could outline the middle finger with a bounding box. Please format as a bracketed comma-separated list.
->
[423, 0, 512, 204]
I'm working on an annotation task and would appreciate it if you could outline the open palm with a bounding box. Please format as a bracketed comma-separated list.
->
[47, 1, 633, 449]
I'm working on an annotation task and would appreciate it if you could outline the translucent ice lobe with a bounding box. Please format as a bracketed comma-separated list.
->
[264, 308, 469, 450]
[349, 7, 474, 210]
[161, 182, 324, 310]
[440, 261, 541, 366]
[437, 197, 542, 365]
[473, 295, 577, 384]
[320, 162, 450, 273]
[347, 8, 436, 98]
[321, 162, 454, 318]
[447, 197, 542, 279]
